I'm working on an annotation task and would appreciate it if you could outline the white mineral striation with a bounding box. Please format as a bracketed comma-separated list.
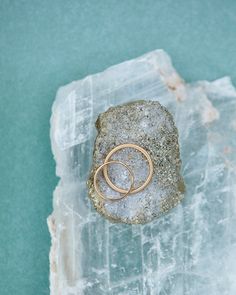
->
[48, 50, 236, 295]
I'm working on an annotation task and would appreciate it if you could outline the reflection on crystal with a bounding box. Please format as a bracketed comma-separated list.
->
[48, 50, 236, 295]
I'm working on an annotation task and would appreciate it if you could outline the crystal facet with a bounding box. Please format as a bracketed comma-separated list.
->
[48, 50, 236, 295]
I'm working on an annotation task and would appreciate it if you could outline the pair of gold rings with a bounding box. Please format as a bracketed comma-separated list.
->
[93, 143, 154, 201]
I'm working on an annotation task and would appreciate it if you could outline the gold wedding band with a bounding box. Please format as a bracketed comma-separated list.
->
[93, 160, 134, 202]
[103, 143, 153, 194]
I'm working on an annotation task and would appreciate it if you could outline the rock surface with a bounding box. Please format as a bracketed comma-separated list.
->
[48, 50, 236, 295]
[88, 100, 185, 224]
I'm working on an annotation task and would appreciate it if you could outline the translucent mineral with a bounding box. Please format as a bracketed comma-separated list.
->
[48, 50, 236, 295]
[88, 100, 185, 224]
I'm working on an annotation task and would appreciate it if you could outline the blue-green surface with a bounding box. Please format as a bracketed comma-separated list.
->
[0, 1, 236, 294]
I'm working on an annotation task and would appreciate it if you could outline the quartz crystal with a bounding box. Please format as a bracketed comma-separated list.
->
[88, 100, 185, 224]
[48, 50, 236, 295]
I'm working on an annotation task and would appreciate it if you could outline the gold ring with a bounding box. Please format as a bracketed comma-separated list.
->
[103, 143, 153, 194]
[93, 160, 134, 201]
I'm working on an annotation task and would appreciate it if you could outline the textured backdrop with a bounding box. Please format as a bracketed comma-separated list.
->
[0, 1, 236, 294]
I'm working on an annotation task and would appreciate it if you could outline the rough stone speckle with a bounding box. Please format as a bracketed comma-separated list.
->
[88, 100, 185, 224]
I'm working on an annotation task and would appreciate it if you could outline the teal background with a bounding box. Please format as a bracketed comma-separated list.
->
[0, 1, 235, 294]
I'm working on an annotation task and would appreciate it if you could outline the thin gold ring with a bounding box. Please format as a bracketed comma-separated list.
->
[103, 143, 153, 194]
[93, 160, 134, 201]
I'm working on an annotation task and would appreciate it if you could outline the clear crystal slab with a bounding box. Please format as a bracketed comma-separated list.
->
[48, 50, 236, 295]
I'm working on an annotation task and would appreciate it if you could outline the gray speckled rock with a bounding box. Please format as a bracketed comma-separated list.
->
[88, 100, 185, 224]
